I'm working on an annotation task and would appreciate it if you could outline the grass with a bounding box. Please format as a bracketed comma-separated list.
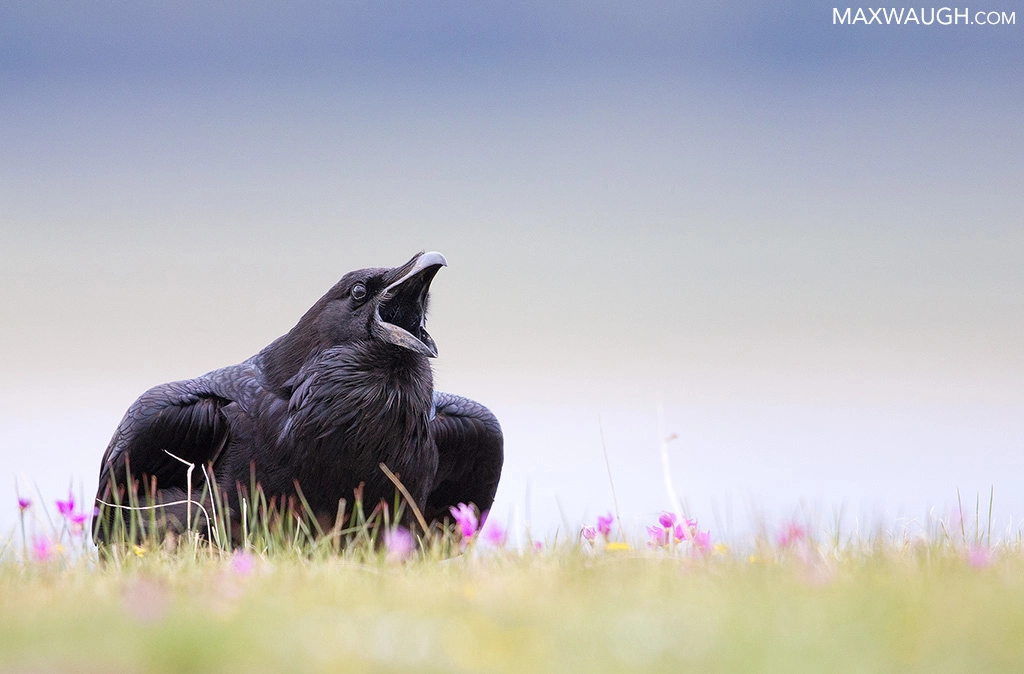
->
[3, 492, 1024, 673]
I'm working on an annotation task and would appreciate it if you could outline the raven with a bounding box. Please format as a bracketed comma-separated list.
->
[93, 251, 503, 542]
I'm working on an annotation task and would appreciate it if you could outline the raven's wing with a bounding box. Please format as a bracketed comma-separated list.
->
[424, 391, 504, 522]
[95, 378, 231, 502]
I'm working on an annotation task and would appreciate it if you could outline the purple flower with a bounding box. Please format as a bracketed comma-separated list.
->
[581, 525, 597, 542]
[384, 527, 415, 562]
[693, 529, 712, 554]
[482, 521, 507, 547]
[673, 517, 699, 542]
[967, 547, 990, 569]
[450, 503, 478, 539]
[18, 498, 31, 511]
[56, 493, 76, 517]
[659, 512, 699, 542]
[68, 511, 90, 536]
[777, 522, 807, 549]
[231, 550, 257, 575]
[646, 525, 669, 549]
[596, 513, 613, 539]
[32, 535, 55, 562]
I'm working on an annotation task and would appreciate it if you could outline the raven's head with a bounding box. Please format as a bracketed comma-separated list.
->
[262, 251, 448, 388]
[310, 251, 447, 356]
[369, 251, 447, 358]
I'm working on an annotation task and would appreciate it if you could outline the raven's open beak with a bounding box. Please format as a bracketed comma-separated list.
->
[374, 251, 447, 357]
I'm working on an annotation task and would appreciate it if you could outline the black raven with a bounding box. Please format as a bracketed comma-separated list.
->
[93, 251, 503, 542]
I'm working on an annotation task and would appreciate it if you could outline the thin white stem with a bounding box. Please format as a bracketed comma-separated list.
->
[657, 403, 683, 522]
[163, 451, 195, 537]
[598, 416, 624, 542]
[95, 498, 213, 542]
[201, 464, 221, 548]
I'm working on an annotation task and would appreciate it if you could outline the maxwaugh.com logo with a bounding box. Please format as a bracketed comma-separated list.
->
[833, 7, 1016, 24]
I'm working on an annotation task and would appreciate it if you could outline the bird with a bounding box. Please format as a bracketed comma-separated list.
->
[93, 251, 503, 543]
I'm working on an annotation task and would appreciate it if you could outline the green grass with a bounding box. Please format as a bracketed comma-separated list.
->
[3, 517, 1024, 673]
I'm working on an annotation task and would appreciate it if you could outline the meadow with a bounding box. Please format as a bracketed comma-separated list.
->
[2, 490, 1024, 674]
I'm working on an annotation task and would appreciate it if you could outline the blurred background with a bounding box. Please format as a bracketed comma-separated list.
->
[2, 2, 1022, 541]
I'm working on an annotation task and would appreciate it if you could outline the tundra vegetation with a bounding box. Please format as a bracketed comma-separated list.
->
[3, 487, 1023, 673]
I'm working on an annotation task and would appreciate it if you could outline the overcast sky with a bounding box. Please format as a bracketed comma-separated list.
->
[2, 2, 1022, 539]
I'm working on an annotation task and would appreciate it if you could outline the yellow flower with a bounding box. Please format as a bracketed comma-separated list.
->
[713, 543, 730, 555]
[133, 545, 147, 558]
[605, 542, 631, 552]
[748, 555, 758, 564]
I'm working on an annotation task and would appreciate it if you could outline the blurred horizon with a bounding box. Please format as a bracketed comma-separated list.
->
[2, 2, 1022, 538]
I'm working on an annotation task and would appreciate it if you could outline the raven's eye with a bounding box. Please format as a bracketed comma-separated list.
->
[351, 283, 367, 302]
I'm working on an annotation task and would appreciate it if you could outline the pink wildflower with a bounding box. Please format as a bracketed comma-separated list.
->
[581, 525, 596, 542]
[384, 527, 415, 562]
[658, 513, 698, 542]
[967, 547, 990, 569]
[68, 511, 90, 537]
[450, 503, 479, 539]
[693, 529, 712, 554]
[777, 522, 807, 549]
[680, 517, 701, 540]
[646, 525, 669, 549]
[32, 536, 55, 562]
[231, 550, 257, 575]
[482, 521, 507, 547]
[596, 513, 613, 539]
[18, 498, 31, 511]
[56, 493, 75, 518]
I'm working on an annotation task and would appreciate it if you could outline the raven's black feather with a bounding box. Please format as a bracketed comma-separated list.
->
[94, 252, 503, 542]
